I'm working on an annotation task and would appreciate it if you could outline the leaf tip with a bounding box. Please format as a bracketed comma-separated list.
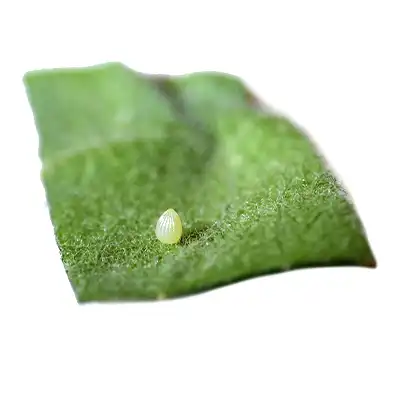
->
[22, 70, 35, 88]
[364, 258, 377, 269]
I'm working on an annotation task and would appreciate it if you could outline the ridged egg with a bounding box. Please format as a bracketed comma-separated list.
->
[155, 208, 183, 244]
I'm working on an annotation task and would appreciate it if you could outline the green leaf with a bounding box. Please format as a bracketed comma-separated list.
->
[24, 62, 376, 302]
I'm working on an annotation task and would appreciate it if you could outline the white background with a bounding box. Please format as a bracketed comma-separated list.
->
[1, 1, 399, 399]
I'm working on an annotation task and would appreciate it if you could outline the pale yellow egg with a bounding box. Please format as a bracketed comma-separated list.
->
[155, 208, 183, 244]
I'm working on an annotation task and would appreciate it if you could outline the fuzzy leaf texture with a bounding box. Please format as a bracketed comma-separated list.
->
[24, 62, 376, 302]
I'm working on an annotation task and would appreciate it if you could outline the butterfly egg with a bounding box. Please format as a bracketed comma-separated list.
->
[155, 208, 183, 244]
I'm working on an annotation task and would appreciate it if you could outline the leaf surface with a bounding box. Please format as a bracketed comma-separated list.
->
[24, 62, 375, 301]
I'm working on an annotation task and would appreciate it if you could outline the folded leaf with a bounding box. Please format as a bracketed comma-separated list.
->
[24, 62, 376, 302]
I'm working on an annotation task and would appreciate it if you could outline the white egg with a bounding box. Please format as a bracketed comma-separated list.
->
[155, 208, 183, 244]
